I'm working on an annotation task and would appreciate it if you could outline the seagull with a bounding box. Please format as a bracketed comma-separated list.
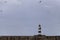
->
[4, 1, 7, 3]
[40, 1, 42, 3]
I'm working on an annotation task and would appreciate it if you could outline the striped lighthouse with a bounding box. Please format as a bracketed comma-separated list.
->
[38, 24, 41, 35]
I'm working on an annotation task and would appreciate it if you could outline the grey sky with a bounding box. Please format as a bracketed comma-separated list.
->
[0, 0, 60, 36]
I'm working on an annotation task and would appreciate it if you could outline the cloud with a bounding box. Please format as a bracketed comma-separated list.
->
[0, 0, 60, 36]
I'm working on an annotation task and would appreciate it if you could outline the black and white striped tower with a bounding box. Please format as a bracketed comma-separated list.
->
[38, 24, 41, 35]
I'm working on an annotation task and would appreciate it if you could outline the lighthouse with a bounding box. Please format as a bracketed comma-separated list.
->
[38, 24, 41, 35]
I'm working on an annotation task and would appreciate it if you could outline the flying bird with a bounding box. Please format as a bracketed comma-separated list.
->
[40, 1, 42, 3]
[4, 1, 7, 3]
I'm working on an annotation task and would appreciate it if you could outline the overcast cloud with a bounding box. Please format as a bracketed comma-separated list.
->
[0, 0, 60, 36]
